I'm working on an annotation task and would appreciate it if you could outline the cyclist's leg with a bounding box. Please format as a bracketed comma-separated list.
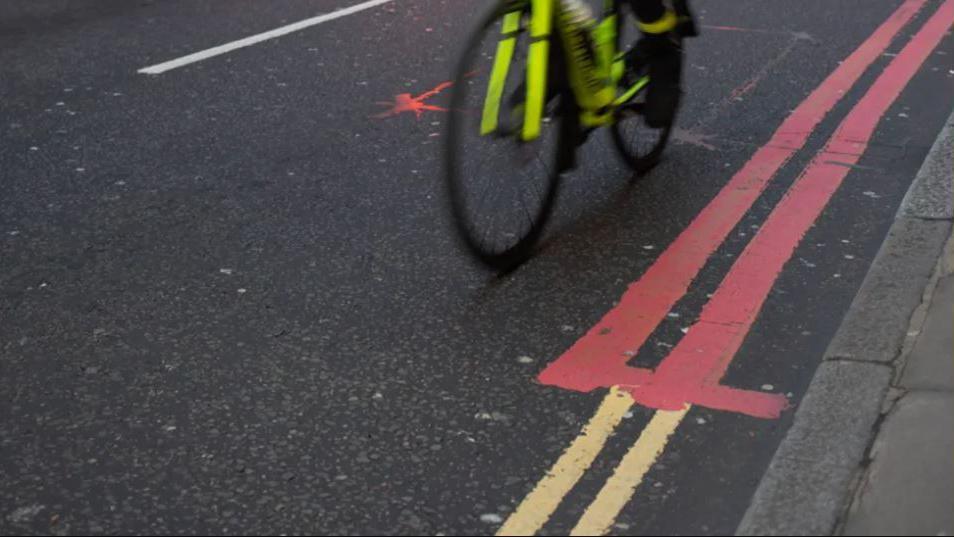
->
[630, 0, 670, 29]
[627, 0, 683, 128]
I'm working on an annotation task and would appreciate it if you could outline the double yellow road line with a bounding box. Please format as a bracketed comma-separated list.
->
[497, 387, 688, 536]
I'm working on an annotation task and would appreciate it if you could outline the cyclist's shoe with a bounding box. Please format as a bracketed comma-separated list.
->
[673, 0, 700, 37]
[632, 32, 683, 129]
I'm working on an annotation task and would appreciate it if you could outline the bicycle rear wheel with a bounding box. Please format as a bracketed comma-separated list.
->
[611, 91, 672, 174]
[445, 2, 569, 271]
[609, 13, 673, 175]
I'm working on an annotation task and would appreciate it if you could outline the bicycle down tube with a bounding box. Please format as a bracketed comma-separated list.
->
[480, 0, 651, 141]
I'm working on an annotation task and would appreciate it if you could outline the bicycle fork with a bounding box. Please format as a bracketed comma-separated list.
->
[480, 0, 627, 144]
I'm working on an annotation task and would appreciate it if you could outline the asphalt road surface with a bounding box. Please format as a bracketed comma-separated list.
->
[2, 0, 953, 535]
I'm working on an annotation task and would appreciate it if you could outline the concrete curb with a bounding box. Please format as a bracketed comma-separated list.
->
[736, 110, 954, 536]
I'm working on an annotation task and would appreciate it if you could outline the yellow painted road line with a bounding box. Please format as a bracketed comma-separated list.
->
[570, 407, 690, 536]
[497, 387, 634, 536]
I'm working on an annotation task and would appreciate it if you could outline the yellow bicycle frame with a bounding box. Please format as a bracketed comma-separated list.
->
[480, 0, 650, 141]
[479, 0, 552, 140]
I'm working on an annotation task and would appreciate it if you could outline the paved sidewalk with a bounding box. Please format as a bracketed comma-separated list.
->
[738, 110, 954, 536]
[839, 237, 954, 537]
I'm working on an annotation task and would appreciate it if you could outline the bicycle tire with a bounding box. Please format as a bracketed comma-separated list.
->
[610, 104, 672, 174]
[445, 2, 569, 271]
[609, 8, 674, 175]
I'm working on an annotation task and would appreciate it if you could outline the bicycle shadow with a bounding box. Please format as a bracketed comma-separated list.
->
[464, 134, 701, 307]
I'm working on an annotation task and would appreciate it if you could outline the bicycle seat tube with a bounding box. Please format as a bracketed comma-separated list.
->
[557, 0, 616, 126]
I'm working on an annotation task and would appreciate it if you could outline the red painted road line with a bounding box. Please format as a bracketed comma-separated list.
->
[631, 0, 954, 418]
[538, 0, 928, 404]
[701, 25, 782, 35]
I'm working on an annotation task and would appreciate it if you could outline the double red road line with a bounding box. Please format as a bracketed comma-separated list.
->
[539, 0, 953, 418]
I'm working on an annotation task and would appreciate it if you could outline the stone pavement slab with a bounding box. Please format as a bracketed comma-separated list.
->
[841, 391, 954, 537]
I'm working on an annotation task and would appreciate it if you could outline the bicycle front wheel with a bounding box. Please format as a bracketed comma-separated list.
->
[445, 2, 568, 271]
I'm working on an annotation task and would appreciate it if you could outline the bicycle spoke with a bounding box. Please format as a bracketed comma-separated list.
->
[444, 4, 564, 268]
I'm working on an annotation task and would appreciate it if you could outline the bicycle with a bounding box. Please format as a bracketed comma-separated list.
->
[445, 0, 695, 271]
